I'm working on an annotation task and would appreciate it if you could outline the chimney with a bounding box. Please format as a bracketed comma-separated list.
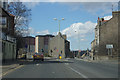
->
[98, 17, 99, 20]
[97, 17, 101, 26]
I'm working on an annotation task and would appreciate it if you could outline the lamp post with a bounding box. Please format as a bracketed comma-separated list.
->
[53, 18, 64, 32]
[75, 27, 80, 58]
[53, 18, 64, 58]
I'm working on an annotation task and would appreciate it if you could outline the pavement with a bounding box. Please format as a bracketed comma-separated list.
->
[75, 57, 119, 64]
[0, 60, 25, 78]
[1, 57, 118, 79]
[0, 57, 58, 78]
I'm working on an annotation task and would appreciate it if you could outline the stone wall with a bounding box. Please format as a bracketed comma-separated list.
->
[98, 12, 119, 56]
[118, 11, 120, 58]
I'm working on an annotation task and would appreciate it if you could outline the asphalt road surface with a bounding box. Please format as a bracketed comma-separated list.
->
[2, 58, 118, 78]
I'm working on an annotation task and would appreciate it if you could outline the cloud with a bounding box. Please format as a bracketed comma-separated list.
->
[61, 21, 97, 38]
[22, 27, 50, 36]
[104, 16, 112, 20]
[63, 2, 118, 16]
[8, 0, 119, 15]
[36, 30, 50, 35]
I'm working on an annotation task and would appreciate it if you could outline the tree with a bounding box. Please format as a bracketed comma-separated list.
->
[8, 2, 31, 58]
[8, 2, 31, 36]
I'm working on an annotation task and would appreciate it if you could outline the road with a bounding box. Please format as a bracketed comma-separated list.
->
[2, 58, 118, 79]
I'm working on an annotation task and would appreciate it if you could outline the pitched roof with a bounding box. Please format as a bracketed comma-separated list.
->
[1, 7, 15, 17]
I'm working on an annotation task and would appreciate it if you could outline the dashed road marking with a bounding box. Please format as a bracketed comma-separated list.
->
[52, 72, 55, 74]
[68, 66, 88, 79]
[36, 64, 39, 66]
[64, 62, 88, 79]
[65, 63, 69, 65]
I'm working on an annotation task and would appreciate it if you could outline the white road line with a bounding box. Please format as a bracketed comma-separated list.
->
[68, 66, 88, 79]
[65, 63, 69, 65]
[52, 72, 55, 74]
[36, 64, 39, 66]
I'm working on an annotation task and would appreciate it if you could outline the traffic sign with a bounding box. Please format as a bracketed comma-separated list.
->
[79, 50, 81, 52]
[106, 44, 113, 49]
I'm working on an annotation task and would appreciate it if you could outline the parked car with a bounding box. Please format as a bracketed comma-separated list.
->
[20, 54, 26, 59]
[33, 53, 44, 61]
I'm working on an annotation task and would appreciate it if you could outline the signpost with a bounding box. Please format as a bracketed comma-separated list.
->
[106, 44, 113, 56]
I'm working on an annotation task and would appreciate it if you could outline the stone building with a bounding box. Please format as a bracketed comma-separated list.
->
[92, 11, 120, 60]
[48, 32, 71, 58]
[90, 39, 96, 60]
[0, 3, 16, 61]
[35, 34, 54, 55]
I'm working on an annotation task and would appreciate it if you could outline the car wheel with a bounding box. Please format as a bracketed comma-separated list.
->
[42, 59, 44, 61]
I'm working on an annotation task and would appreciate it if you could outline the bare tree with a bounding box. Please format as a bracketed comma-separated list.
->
[8, 2, 31, 36]
[8, 2, 31, 58]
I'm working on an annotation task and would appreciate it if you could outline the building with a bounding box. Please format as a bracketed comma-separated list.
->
[24, 36, 35, 59]
[0, 2, 16, 61]
[17, 36, 35, 59]
[48, 32, 71, 58]
[92, 11, 120, 60]
[90, 39, 96, 60]
[35, 34, 54, 56]
[0, 0, 8, 11]
[23, 36, 35, 53]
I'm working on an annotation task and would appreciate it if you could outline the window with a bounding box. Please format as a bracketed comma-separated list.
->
[0, 17, 7, 25]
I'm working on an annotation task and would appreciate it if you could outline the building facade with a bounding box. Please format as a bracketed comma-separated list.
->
[0, 3, 16, 61]
[48, 32, 71, 58]
[35, 34, 54, 55]
[92, 11, 120, 60]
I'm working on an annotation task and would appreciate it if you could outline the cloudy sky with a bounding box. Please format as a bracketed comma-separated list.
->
[9, 0, 119, 50]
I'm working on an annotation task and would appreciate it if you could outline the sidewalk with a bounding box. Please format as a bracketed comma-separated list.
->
[1, 64, 20, 74]
[75, 57, 119, 64]
[0, 60, 22, 77]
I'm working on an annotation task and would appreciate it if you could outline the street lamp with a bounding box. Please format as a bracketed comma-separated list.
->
[53, 18, 65, 58]
[75, 28, 80, 58]
[53, 18, 65, 32]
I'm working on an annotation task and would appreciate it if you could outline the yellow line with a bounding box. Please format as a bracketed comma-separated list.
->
[0, 65, 24, 78]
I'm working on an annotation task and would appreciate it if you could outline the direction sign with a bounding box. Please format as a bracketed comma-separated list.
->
[106, 44, 113, 49]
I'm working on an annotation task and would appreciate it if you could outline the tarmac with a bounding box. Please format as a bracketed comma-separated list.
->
[0, 60, 23, 78]
[0, 57, 119, 78]
[75, 57, 119, 65]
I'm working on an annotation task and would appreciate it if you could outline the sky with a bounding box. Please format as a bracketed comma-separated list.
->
[18, 1, 119, 50]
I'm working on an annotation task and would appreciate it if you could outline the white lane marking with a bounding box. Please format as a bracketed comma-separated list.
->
[36, 64, 39, 66]
[52, 72, 55, 74]
[65, 63, 69, 65]
[68, 66, 88, 78]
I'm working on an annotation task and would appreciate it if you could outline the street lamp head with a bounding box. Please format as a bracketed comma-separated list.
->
[53, 18, 57, 20]
[62, 18, 65, 20]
